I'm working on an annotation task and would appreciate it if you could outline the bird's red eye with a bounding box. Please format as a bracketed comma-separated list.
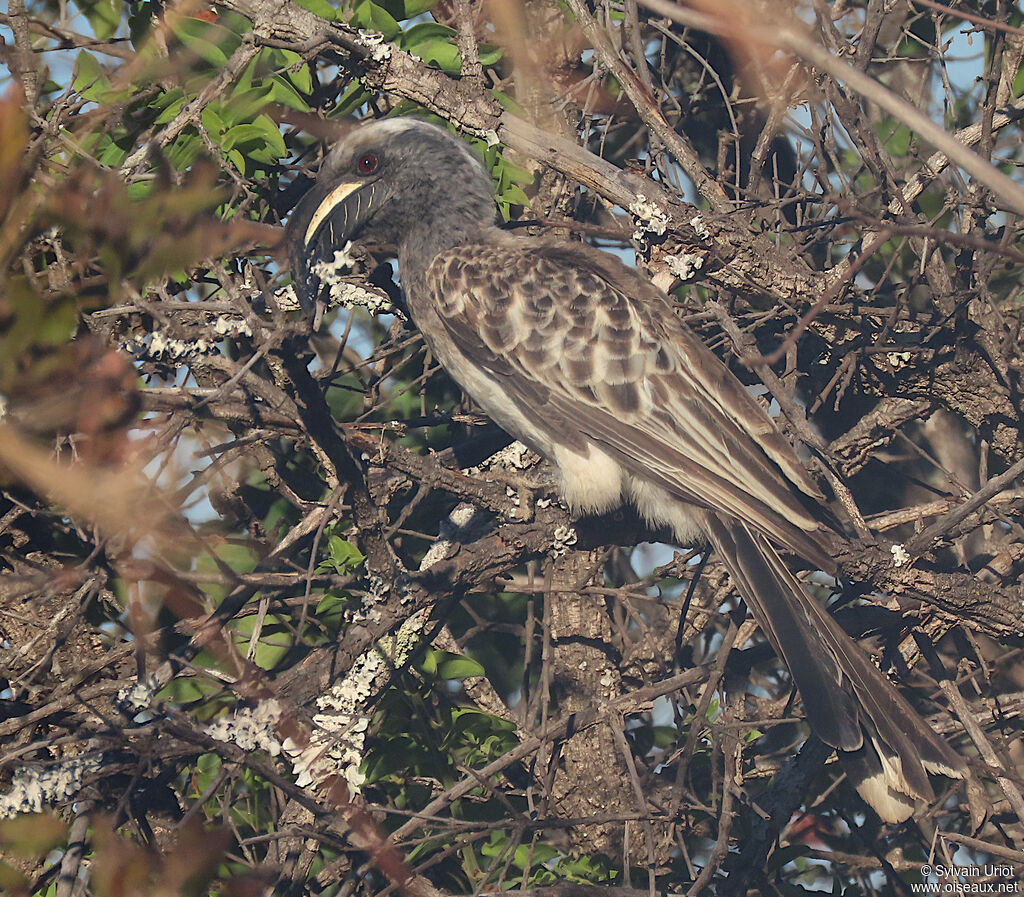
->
[357, 153, 379, 175]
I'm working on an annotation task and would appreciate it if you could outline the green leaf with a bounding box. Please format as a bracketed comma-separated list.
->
[246, 615, 291, 669]
[318, 535, 365, 575]
[155, 95, 186, 125]
[522, 842, 559, 865]
[75, 0, 122, 40]
[400, 24, 461, 72]
[492, 90, 525, 115]
[417, 40, 460, 72]
[72, 50, 131, 104]
[435, 652, 485, 680]
[167, 131, 203, 169]
[450, 708, 516, 739]
[554, 851, 617, 882]
[397, 19, 453, 41]
[331, 81, 371, 117]
[220, 85, 275, 126]
[379, 0, 437, 18]
[876, 119, 912, 157]
[314, 593, 349, 632]
[96, 135, 130, 167]
[174, 17, 241, 67]
[36, 300, 79, 346]
[500, 184, 529, 208]
[72, 50, 105, 97]
[419, 650, 437, 676]
[201, 104, 224, 138]
[478, 43, 503, 66]
[279, 50, 314, 93]
[222, 123, 268, 153]
[255, 113, 287, 155]
[349, 0, 402, 40]
[0, 278, 77, 380]
[126, 179, 154, 201]
[500, 158, 533, 184]
[294, 0, 338, 18]
[269, 77, 310, 112]
[192, 753, 224, 795]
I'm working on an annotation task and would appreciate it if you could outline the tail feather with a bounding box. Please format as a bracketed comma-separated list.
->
[699, 511, 965, 822]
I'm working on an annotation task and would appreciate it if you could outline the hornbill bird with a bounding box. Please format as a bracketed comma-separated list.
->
[285, 117, 965, 822]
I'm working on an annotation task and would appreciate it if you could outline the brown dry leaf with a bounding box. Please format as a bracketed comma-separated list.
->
[273, 107, 360, 144]
[0, 85, 29, 224]
[90, 818, 156, 897]
[158, 819, 232, 894]
[0, 424, 181, 548]
[5, 335, 141, 465]
[482, 0, 596, 129]
[681, 0, 798, 98]
[0, 814, 67, 858]
[89, 816, 237, 897]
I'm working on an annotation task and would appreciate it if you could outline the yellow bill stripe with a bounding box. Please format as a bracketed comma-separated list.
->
[303, 181, 363, 247]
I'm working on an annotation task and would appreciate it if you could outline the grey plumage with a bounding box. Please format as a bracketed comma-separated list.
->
[286, 117, 965, 822]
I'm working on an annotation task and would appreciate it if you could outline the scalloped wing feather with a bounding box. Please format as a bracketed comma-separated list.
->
[426, 240, 834, 568]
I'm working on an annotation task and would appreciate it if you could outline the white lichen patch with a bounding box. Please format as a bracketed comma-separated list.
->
[551, 525, 579, 557]
[689, 215, 712, 240]
[488, 441, 534, 471]
[629, 193, 669, 243]
[308, 243, 394, 316]
[466, 442, 539, 479]
[357, 30, 392, 63]
[117, 678, 159, 712]
[420, 504, 492, 569]
[152, 330, 215, 358]
[0, 755, 103, 818]
[890, 544, 911, 567]
[362, 574, 389, 611]
[212, 315, 253, 337]
[310, 243, 358, 282]
[276, 284, 302, 312]
[418, 536, 456, 572]
[664, 252, 705, 282]
[122, 313, 254, 360]
[886, 351, 913, 370]
[206, 699, 283, 756]
[289, 609, 431, 794]
[327, 282, 394, 316]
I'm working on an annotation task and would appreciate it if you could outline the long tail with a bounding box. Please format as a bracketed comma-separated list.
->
[700, 511, 965, 822]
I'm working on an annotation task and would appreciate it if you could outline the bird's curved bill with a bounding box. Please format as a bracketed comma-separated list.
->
[285, 179, 373, 324]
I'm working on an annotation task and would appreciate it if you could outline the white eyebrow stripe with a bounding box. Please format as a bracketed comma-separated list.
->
[304, 181, 362, 246]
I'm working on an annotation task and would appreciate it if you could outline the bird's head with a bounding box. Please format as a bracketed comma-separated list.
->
[285, 118, 497, 316]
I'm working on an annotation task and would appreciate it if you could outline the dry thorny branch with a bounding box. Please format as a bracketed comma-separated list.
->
[1, 0, 1023, 894]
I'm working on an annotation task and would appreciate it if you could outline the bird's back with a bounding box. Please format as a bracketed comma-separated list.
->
[421, 236, 837, 569]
